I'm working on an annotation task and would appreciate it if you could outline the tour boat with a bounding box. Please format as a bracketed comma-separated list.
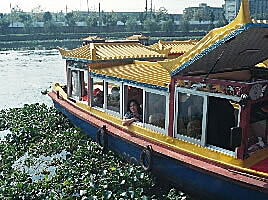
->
[49, 1, 268, 199]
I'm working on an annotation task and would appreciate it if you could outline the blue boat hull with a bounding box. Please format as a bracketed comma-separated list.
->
[53, 100, 268, 200]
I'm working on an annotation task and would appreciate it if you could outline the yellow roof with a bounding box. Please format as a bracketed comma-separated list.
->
[158, 0, 252, 75]
[82, 35, 105, 41]
[126, 34, 149, 40]
[58, 42, 166, 62]
[90, 61, 170, 88]
[149, 40, 198, 54]
[256, 59, 268, 68]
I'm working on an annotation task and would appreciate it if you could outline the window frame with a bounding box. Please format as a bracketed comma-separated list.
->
[90, 77, 123, 117]
[174, 86, 241, 153]
[67, 67, 87, 101]
[104, 80, 123, 117]
[90, 77, 105, 110]
[143, 88, 170, 135]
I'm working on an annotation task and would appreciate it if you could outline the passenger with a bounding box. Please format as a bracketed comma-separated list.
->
[93, 88, 104, 107]
[122, 99, 143, 126]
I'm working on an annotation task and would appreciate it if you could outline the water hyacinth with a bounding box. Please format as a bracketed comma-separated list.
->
[0, 103, 192, 199]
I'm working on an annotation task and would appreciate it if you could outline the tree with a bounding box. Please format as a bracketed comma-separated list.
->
[10, 5, 23, 26]
[119, 15, 128, 26]
[183, 9, 194, 21]
[194, 9, 205, 23]
[44, 21, 62, 33]
[125, 17, 137, 31]
[209, 11, 215, 24]
[144, 18, 159, 32]
[161, 19, 175, 32]
[86, 12, 98, 27]
[43, 12, 52, 23]
[106, 11, 118, 26]
[65, 12, 76, 27]
[0, 14, 10, 34]
[155, 7, 169, 22]
[31, 5, 44, 22]
[180, 19, 190, 32]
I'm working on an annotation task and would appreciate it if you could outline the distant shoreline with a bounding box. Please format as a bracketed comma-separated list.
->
[0, 31, 205, 51]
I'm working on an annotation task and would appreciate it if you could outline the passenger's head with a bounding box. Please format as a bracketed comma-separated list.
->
[127, 99, 141, 114]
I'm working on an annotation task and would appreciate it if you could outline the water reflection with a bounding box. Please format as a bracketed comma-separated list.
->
[12, 150, 71, 182]
[0, 49, 66, 110]
[0, 129, 11, 141]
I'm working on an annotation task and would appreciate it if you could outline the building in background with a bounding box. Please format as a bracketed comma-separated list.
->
[183, 3, 224, 23]
[225, 0, 268, 22]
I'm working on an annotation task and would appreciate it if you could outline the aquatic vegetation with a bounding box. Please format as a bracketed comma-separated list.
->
[0, 103, 191, 199]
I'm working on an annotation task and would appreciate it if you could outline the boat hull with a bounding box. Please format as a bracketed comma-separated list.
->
[51, 96, 268, 200]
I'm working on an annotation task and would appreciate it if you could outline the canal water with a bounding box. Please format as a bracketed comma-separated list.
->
[0, 49, 66, 110]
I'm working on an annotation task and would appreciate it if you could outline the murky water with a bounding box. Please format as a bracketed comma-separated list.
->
[0, 50, 66, 110]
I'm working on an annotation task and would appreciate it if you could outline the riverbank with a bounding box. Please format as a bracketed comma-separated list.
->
[0, 103, 194, 199]
[0, 31, 205, 50]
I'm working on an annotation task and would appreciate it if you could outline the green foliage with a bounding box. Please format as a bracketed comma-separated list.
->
[0, 15, 10, 31]
[126, 17, 137, 32]
[43, 12, 52, 23]
[44, 21, 62, 33]
[119, 15, 128, 26]
[65, 12, 76, 27]
[144, 18, 159, 32]
[161, 19, 175, 32]
[86, 12, 98, 27]
[179, 20, 190, 33]
[155, 7, 169, 22]
[105, 11, 119, 26]
[0, 103, 190, 199]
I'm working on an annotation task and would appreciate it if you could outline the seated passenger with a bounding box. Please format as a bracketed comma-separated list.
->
[122, 99, 143, 126]
[93, 88, 104, 107]
[108, 87, 120, 109]
[187, 119, 202, 139]
[149, 113, 165, 128]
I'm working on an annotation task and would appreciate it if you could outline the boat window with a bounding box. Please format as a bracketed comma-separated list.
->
[106, 82, 121, 113]
[177, 93, 203, 140]
[145, 92, 166, 129]
[206, 97, 236, 151]
[247, 100, 268, 154]
[70, 71, 80, 98]
[68, 70, 87, 101]
[81, 71, 88, 101]
[124, 86, 143, 116]
[91, 78, 104, 108]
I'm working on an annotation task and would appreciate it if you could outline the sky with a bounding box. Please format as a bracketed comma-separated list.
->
[0, 0, 225, 14]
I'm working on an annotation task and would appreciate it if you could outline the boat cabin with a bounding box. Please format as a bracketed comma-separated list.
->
[56, 1, 268, 169]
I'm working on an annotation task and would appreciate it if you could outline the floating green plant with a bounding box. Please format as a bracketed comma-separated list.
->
[0, 103, 192, 199]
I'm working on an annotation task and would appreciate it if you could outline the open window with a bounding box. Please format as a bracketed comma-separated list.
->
[206, 97, 239, 151]
[123, 85, 143, 119]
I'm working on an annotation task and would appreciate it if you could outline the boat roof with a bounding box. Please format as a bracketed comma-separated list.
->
[81, 35, 105, 41]
[158, 0, 268, 77]
[58, 42, 166, 63]
[90, 61, 170, 90]
[126, 34, 149, 40]
[149, 40, 198, 55]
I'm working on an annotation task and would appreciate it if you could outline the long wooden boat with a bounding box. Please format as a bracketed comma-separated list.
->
[49, 1, 268, 199]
